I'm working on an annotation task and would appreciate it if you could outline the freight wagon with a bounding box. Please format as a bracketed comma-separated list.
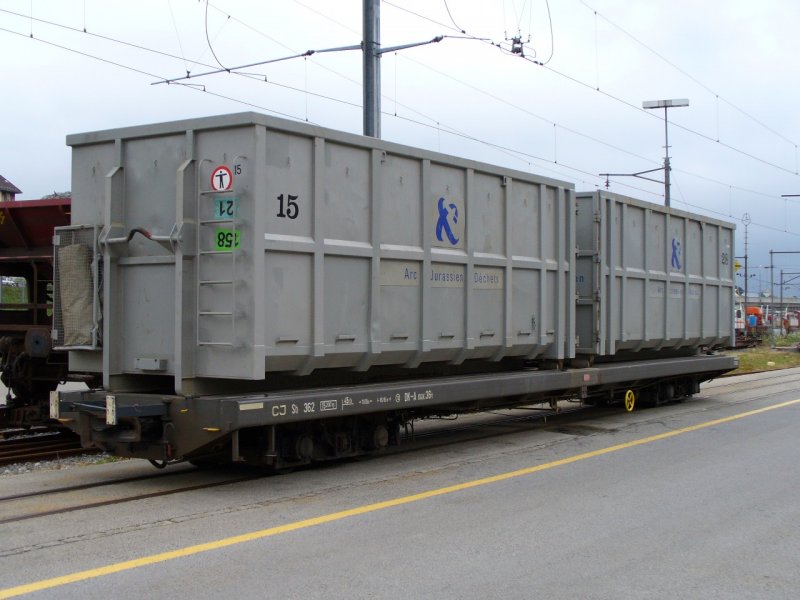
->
[0, 196, 76, 428]
[51, 113, 737, 468]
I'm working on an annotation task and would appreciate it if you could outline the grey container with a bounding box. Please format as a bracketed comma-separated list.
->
[575, 190, 735, 356]
[54, 113, 575, 394]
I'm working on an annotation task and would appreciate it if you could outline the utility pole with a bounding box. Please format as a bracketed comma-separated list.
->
[363, 0, 381, 138]
[361, 0, 442, 138]
[642, 99, 689, 207]
[740, 214, 750, 332]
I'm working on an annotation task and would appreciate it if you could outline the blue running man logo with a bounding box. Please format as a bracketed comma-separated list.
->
[671, 238, 682, 270]
[436, 197, 460, 246]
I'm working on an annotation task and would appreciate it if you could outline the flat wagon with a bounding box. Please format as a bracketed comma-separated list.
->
[51, 113, 737, 468]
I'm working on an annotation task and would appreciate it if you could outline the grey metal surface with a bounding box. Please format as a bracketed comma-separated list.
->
[575, 190, 735, 355]
[62, 112, 575, 393]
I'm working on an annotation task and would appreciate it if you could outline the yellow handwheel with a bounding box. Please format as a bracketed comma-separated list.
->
[624, 389, 636, 412]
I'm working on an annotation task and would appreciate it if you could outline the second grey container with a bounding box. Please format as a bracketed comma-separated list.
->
[575, 191, 735, 357]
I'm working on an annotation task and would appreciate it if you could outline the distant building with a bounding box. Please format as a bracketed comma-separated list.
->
[0, 175, 21, 202]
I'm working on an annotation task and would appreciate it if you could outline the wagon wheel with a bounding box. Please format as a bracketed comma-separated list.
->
[624, 389, 636, 412]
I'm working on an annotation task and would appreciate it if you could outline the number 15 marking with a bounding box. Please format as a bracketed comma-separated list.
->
[277, 194, 299, 219]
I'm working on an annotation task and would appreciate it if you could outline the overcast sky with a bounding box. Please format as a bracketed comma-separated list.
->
[2, 0, 799, 294]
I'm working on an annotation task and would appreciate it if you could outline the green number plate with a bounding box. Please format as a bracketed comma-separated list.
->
[214, 228, 241, 251]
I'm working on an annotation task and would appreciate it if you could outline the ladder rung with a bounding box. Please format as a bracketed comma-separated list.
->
[199, 280, 234, 285]
[199, 219, 235, 225]
[199, 311, 233, 317]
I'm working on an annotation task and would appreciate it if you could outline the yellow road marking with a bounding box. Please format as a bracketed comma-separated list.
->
[2, 397, 799, 599]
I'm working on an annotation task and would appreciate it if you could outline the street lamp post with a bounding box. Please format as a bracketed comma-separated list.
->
[643, 98, 689, 207]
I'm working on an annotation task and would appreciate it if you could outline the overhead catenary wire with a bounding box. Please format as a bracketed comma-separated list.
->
[1, 2, 797, 237]
[167, 0, 190, 76]
[3, 1, 795, 189]
[204, 0, 229, 70]
[153, 44, 362, 85]
[579, 0, 799, 151]
[383, 0, 800, 179]
[442, 0, 465, 33]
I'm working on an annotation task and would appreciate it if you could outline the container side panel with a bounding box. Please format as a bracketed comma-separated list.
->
[121, 265, 175, 374]
[471, 270, 504, 352]
[379, 155, 422, 247]
[323, 143, 370, 244]
[427, 262, 466, 349]
[688, 283, 702, 337]
[264, 252, 312, 369]
[543, 270, 558, 348]
[625, 204, 646, 272]
[123, 136, 183, 258]
[685, 220, 703, 277]
[324, 256, 369, 351]
[378, 259, 420, 365]
[541, 187, 557, 261]
[703, 225, 721, 279]
[626, 279, 645, 343]
[429, 164, 466, 251]
[510, 182, 539, 258]
[511, 269, 539, 353]
[71, 143, 114, 226]
[647, 210, 668, 274]
[471, 172, 505, 255]
[264, 130, 314, 239]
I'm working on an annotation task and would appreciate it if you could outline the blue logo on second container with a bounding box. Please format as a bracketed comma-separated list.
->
[671, 237, 682, 270]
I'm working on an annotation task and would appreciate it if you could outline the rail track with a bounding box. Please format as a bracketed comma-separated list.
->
[0, 430, 99, 467]
[4, 370, 784, 527]
[0, 400, 590, 525]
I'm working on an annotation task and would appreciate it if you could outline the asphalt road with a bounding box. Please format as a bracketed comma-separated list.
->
[2, 368, 800, 599]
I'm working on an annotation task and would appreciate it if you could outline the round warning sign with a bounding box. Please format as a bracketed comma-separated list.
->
[210, 165, 233, 192]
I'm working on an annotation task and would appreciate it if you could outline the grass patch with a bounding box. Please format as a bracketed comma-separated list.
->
[725, 345, 800, 375]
